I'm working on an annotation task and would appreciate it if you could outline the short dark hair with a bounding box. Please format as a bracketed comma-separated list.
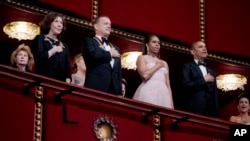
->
[122, 78, 127, 87]
[190, 41, 203, 50]
[93, 16, 110, 25]
[236, 93, 250, 105]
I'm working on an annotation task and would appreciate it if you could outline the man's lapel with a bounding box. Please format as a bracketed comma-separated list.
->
[191, 61, 204, 78]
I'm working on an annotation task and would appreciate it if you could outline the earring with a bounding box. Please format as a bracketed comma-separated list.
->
[146, 46, 149, 54]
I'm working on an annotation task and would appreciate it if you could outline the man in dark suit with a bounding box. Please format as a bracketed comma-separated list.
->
[82, 16, 122, 95]
[182, 41, 219, 117]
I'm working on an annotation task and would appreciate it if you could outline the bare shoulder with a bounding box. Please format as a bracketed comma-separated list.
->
[159, 59, 168, 67]
[246, 116, 250, 122]
[229, 115, 238, 122]
[136, 55, 146, 70]
[163, 59, 168, 65]
[137, 55, 144, 59]
[137, 55, 145, 62]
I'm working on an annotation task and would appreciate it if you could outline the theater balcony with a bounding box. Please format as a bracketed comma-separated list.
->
[0, 64, 232, 141]
[0, 0, 250, 140]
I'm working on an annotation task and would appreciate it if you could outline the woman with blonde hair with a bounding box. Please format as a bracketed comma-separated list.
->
[71, 53, 86, 86]
[10, 44, 34, 71]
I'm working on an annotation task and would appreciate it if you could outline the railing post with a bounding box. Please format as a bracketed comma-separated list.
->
[34, 86, 44, 141]
[154, 114, 161, 141]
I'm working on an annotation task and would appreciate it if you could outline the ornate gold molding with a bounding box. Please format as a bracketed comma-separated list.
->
[2, 0, 250, 67]
[3, 0, 93, 29]
[92, 0, 99, 22]
[112, 28, 144, 41]
[34, 86, 43, 141]
[93, 116, 117, 141]
[154, 115, 161, 141]
[199, 0, 206, 42]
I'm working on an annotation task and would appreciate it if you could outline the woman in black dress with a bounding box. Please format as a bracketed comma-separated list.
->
[33, 12, 71, 83]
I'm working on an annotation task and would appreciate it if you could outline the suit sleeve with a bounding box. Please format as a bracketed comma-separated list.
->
[182, 63, 207, 91]
[33, 35, 49, 65]
[83, 38, 112, 64]
[63, 43, 72, 80]
[114, 45, 122, 95]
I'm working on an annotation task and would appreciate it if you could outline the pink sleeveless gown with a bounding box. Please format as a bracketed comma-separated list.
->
[133, 55, 173, 108]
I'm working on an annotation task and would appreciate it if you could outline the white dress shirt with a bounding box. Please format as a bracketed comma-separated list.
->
[194, 59, 207, 76]
[96, 35, 114, 67]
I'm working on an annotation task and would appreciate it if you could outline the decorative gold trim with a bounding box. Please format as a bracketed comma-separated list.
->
[2, 0, 250, 67]
[199, 0, 206, 42]
[93, 116, 117, 141]
[92, 0, 99, 22]
[112, 28, 144, 41]
[34, 86, 43, 141]
[154, 115, 161, 141]
[2, 0, 93, 29]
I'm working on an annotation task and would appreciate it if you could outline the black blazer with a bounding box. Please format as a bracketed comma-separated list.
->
[182, 61, 219, 117]
[32, 35, 71, 82]
[82, 37, 122, 95]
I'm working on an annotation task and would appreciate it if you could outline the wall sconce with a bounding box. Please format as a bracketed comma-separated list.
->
[3, 21, 40, 41]
[216, 74, 247, 92]
[121, 51, 142, 70]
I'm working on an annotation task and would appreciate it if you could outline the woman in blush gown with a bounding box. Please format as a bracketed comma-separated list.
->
[133, 34, 174, 109]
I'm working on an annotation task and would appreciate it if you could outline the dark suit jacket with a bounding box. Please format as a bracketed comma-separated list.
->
[32, 35, 71, 82]
[182, 61, 219, 117]
[82, 37, 122, 95]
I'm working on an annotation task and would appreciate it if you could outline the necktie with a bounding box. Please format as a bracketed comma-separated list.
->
[198, 61, 206, 67]
[101, 37, 109, 45]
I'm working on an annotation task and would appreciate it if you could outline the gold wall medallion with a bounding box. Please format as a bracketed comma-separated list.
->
[93, 116, 117, 141]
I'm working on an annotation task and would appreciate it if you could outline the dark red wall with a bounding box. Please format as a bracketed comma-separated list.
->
[0, 77, 35, 141]
[100, 0, 200, 44]
[206, 0, 250, 58]
[39, 0, 250, 58]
